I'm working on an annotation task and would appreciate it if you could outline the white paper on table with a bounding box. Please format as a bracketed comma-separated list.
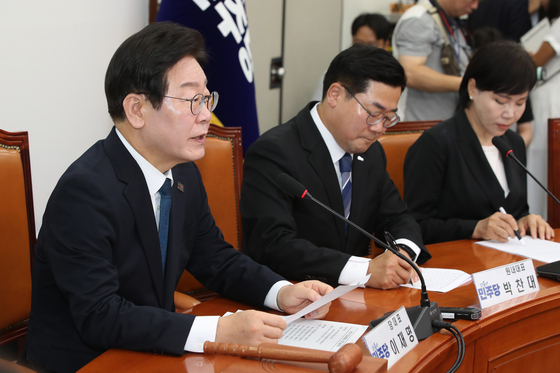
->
[521, 18, 551, 53]
[399, 268, 471, 293]
[222, 311, 368, 352]
[278, 318, 368, 351]
[282, 274, 370, 323]
[475, 236, 560, 263]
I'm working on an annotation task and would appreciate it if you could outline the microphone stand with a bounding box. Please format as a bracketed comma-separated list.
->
[276, 173, 462, 370]
[303, 190, 442, 340]
[507, 152, 560, 206]
[492, 135, 560, 206]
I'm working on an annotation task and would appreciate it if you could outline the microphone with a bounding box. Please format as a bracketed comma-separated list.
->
[492, 136, 560, 207]
[277, 174, 402, 256]
[276, 173, 441, 340]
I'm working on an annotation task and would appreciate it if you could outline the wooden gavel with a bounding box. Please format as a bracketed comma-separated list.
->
[204, 341, 363, 373]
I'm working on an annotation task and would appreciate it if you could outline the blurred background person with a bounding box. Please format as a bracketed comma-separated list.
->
[392, 0, 478, 121]
[311, 13, 392, 102]
[404, 41, 553, 244]
[527, 0, 560, 219]
[467, 0, 532, 42]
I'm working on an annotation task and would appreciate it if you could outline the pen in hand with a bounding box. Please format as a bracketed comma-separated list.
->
[499, 207, 525, 245]
[384, 231, 414, 285]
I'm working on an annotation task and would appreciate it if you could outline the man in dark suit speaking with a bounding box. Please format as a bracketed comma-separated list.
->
[241, 45, 431, 290]
[25, 22, 331, 373]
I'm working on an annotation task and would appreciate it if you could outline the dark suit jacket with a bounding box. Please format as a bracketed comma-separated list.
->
[26, 128, 283, 373]
[403, 109, 529, 244]
[240, 103, 430, 286]
[466, 0, 531, 43]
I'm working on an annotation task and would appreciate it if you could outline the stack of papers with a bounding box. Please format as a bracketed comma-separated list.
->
[279, 318, 368, 351]
[400, 268, 472, 293]
[475, 236, 560, 263]
[224, 275, 371, 351]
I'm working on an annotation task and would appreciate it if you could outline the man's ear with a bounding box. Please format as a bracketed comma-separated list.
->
[123, 93, 149, 130]
[326, 83, 344, 108]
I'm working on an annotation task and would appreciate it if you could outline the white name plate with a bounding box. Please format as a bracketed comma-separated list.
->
[472, 259, 539, 309]
[361, 306, 418, 369]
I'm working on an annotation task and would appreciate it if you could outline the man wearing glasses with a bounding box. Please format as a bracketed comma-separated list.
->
[25, 22, 332, 373]
[241, 44, 431, 290]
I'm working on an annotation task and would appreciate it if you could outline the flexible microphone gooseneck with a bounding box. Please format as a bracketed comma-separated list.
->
[492, 136, 560, 206]
[275, 173, 442, 340]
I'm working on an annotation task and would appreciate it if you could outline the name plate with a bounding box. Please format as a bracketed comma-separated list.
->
[361, 306, 418, 369]
[472, 259, 539, 309]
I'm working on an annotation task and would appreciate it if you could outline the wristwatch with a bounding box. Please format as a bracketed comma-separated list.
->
[397, 244, 417, 262]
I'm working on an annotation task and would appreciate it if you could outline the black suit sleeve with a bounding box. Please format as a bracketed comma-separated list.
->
[241, 136, 352, 286]
[183, 164, 284, 305]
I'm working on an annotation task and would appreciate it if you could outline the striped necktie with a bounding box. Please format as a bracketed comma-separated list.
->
[339, 153, 352, 230]
[158, 178, 172, 275]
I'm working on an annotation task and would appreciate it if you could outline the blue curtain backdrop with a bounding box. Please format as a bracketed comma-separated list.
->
[157, 0, 260, 154]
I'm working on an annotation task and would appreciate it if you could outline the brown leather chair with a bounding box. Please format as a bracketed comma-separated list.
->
[372, 121, 439, 257]
[0, 129, 36, 355]
[548, 118, 560, 228]
[0, 358, 36, 373]
[174, 124, 243, 310]
[377, 120, 440, 198]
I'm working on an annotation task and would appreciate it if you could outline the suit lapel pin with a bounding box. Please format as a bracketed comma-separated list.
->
[177, 182, 184, 192]
[357, 156, 364, 161]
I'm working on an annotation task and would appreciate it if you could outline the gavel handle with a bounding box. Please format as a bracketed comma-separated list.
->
[204, 341, 333, 363]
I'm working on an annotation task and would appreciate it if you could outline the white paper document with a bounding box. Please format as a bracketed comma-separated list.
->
[400, 268, 471, 293]
[475, 236, 560, 263]
[282, 275, 370, 323]
[279, 318, 368, 352]
[222, 311, 368, 352]
[521, 18, 551, 53]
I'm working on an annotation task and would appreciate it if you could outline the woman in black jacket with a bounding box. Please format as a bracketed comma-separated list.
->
[404, 41, 554, 244]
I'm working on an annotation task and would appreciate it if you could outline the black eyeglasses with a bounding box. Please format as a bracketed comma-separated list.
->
[342, 85, 400, 128]
[164, 91, 219, 115]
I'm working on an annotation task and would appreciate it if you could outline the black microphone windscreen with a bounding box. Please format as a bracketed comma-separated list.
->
[491, 136, 512, 157]
[276, 173, 308, 199]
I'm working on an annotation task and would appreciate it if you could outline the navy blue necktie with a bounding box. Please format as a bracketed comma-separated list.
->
[339, 153, 352, 231]
[158, 179, 172, 274]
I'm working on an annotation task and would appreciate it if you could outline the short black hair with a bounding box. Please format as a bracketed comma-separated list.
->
[105, 21, 208, 122]
[473, 26, 504, 50]
[459, 41, 536, 109]
[547, 0, 560, 21]
[351, 13, 392, 41]
[322, 44, 406, 100]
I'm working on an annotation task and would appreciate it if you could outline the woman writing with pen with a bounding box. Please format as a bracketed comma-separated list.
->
[403, 41, 554, 245]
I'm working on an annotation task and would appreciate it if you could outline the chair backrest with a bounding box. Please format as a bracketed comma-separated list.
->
[175, 124, 243, 297]
[377, 120, 440, 198]
[0, 129, 36, 347]
[548, 118, 560, 228]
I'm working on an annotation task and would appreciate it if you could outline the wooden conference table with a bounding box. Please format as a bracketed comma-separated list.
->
[79, 232, 560, 373]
